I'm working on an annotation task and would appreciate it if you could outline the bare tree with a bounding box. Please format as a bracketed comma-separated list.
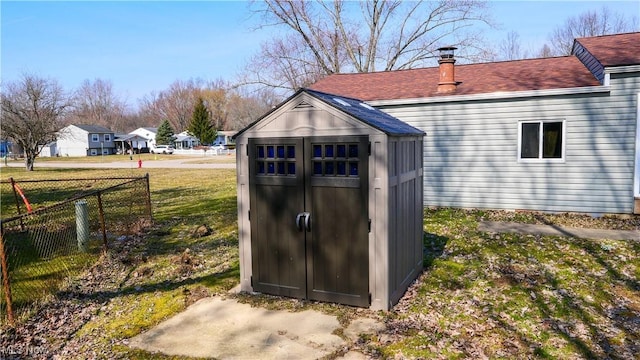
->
[243, 0, 494, 93]
[69, 78, 129, 132]
[549, 6, 638, 55]
[226, 87, 279, 131]
[1, 74, 70, 170]
[138, 79, 200, 132]
[498, 31, 529, 60]
[536, 44, 553, 58]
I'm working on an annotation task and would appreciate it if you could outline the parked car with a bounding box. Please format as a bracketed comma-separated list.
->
[151, 145, 174, 154]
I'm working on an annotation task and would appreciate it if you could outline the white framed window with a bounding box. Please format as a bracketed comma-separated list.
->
[91, 134, 99, 142]
[90, 149, 98, 156]
[518, 120, 565, 162]
[104, 134, 111, 142]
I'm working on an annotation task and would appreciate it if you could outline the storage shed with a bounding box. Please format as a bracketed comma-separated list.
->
[234, 89, 425, 310]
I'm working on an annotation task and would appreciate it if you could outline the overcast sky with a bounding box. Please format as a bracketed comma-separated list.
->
[2, 1, 638, 106]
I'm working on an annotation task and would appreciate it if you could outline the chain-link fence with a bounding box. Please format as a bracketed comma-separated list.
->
[0, 175, 152, 325]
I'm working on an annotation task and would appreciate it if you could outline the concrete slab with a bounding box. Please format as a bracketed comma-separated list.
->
[478, 221, 639, 241]
[129, 297, 345, 359]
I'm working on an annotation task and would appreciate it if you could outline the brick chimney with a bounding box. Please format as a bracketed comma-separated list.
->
[437, 46, 457, 93]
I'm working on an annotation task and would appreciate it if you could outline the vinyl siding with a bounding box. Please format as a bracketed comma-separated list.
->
[379, 71, 639, 214]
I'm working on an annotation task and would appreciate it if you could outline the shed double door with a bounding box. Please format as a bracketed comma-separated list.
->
[249, 136, 369, 307]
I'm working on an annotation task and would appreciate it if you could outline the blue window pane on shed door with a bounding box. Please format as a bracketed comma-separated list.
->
[277, 146, 285, 159]
[349, 162, 358, 176]
[257, 146, 265, 159]
[288, 162, 296, 175]
[258, 161, 265, 174]
[313, 145, 322, 158]
[287, 146, 295, 159]
[349, 144, 358, 158]
[325, 145, 334, 158]
[267, 162, 275, 174]
[313, 161, 323, 175]
[267, 146, 275, 158]
[337, 144, 346, 158]
[325, 162, 334, 175]
[277, 162, 285, 175]
[337, 161, 346, 175]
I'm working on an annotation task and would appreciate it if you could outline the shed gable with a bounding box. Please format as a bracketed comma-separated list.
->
[241, 92, 383, 139]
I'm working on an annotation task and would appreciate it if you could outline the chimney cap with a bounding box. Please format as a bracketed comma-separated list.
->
[438, 46, 457, 59]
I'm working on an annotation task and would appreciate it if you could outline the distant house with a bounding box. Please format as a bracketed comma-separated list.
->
[38, 142, 57, 157]
[56, 124, 116, 156]
[114, 133, 149, 154]
[213, 131, 237, 148]
[309, 32, 640, 214]
[0, 140, 12, 157]
[174, 131, 200, 149]
[129, 127, 157, 150]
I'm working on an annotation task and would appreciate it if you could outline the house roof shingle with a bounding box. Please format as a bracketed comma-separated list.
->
[74, 124, 113, 133]
[575, 32, 640, 67]
[310, 32, 639, 102]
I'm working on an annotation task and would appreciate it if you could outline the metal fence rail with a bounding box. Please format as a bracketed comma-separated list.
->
[0, 175, 152, 325]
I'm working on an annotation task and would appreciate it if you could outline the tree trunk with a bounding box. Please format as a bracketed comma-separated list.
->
[25, 156, 34, 171]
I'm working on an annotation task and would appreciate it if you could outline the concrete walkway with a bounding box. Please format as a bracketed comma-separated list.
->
[128, 296, 384, 360]
[479, 221, 639, 241]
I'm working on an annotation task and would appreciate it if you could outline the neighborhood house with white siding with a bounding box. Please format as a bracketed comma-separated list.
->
[310, 32, 640, 215]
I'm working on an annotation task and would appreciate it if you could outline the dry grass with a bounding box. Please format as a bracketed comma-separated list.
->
[2, 166, 638, 359]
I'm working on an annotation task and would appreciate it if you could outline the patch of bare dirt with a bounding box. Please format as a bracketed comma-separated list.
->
[0, 235, 145, 359]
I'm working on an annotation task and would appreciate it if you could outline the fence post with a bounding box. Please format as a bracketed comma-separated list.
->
[97, 192, 108, 252]
[144, 173, 153, 222]
[75, 200, 89, 252]
[0, 226, 15, 326]
[9, 178, 25, 231]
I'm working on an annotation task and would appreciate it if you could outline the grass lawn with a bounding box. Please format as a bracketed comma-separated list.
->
[1, 166, 638, 358]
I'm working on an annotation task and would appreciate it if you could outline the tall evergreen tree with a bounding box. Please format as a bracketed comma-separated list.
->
[188, 97, 216, 145]
[156, 119, 175, 145]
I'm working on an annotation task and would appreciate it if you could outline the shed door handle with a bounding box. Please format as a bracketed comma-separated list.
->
[296, 213, 304, 232]
[296, 212, 311, 232]
[304, 213, 311, 232]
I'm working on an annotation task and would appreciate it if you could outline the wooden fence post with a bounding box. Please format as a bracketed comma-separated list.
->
[0, 226, 15, 326]
[9, 178, 25, 231]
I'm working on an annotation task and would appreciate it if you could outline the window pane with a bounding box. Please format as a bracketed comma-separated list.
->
[313, 145, 322, 158]
[348, 144, 358, 158]
[350, 162, 358, 176]
[543, 122, 563, 158]
[267, 162, 275, 174]
[257, 146, 265, 158]
[521, 123, 540, 158]
[337, 161, 346, 175]
[277, 162, 285, 174]
[277, 146, 285, 158]
[267, 146, 275, 158]
[325, 145, 334, 158]
[337, 144, 346, 157]
[258, 162, 265, 174]
[287, 146, 295, 159]
[288, 162, 296, 175]
[325, 162, 334, 175]
[313, 161, 323, 175]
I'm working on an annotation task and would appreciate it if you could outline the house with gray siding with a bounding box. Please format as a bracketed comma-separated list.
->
[310, 32, 640, 215]
[56, 124, 116, 157]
